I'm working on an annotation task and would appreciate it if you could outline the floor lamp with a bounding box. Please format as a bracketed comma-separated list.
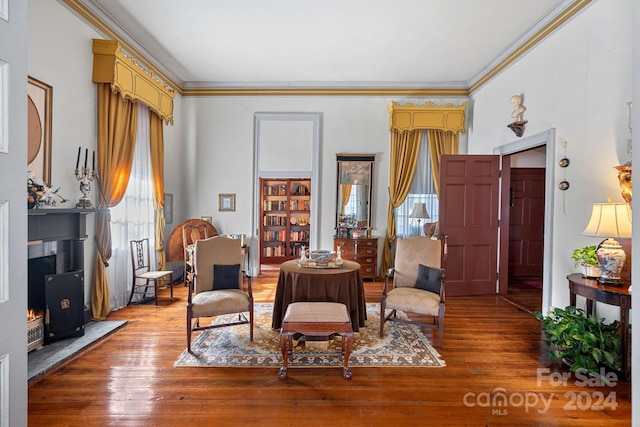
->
[409, 202, 430, 236]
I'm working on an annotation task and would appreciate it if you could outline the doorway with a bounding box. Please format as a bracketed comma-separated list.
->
[504, 153, 546, 313]
[495, 129, 555, 315]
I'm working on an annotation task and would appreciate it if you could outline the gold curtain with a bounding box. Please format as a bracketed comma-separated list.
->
[340, 183, 352, 211]
[91, 83, 138, 321]
[149, 111, 167, 271]
[380, 130, 422, 273]
[427, 129, 459, 196]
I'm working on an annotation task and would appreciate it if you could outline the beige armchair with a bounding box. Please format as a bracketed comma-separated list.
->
[380, 236, 445, 347]
[186, 236, 253, 353]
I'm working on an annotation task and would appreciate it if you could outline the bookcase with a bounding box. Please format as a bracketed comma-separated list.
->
[260, 178, 311, 266]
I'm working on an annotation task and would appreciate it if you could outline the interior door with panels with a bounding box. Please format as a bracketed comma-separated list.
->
[439, 155, 500, 296]
[0, 1, 29, 425]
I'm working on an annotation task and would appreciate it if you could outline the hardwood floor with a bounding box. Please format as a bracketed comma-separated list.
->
[28, 273, 631, 426]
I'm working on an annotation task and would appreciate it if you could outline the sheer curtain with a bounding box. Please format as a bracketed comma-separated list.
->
[395, 131, 439, 238]
[107, 104, 156, 309]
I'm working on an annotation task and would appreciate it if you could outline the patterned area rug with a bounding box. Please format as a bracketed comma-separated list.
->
[174, 303, 445, 368]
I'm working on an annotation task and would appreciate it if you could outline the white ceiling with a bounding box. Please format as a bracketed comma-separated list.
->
[78, 0, 580, 90]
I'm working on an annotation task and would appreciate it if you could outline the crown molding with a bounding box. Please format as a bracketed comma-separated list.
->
[63, 0, 593, 98]
[181, 87, 470, 97]
[60, 0, 182, 95]
[468, 0, 594, 93]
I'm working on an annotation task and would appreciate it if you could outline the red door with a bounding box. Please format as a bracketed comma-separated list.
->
[508, 168, 545, 277]
[439, 155, 500, 296]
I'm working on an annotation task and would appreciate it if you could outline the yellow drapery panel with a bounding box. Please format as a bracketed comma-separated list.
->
[149, 111, 167, 271]
[91, 83, 138, 321]
[427, 129, 459, 196]
[92, 39, 175, 125]
[380, 130, 422, 274]
[340, 184, 352, 211]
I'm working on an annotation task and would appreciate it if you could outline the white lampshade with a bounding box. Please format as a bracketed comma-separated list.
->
[581, 202, 632, 238]
[581, 202, 632, 283]
[409, 202, 430, 220]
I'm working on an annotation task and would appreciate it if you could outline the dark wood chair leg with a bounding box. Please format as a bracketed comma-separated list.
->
[342, 333, 353, 380]
[279, 333, 290, 380]
[128, 282, 135, 305]
[187, 313, 193, 353]
[379, 300, 385, 337]
[154, 280, 158, 305]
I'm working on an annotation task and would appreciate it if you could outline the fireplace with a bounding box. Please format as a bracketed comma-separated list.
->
[28, 243, 85, 346]
[28, 209, 94, 349]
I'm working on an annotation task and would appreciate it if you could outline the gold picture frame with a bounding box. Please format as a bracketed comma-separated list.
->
[27, 76, 52, 185]
[201, 216, 212, 223]
[218, 193, 236, 212]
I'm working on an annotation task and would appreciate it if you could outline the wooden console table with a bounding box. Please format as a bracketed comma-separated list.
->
[567, 273, 631, 379]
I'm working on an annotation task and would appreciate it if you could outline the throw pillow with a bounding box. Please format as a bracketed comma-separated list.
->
[414, 264, 444, 294]
[213, 264, 240, 290]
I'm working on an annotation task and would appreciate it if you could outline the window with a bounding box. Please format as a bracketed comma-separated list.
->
[107, 104, 156, 309]
[395, 131, 439, 237]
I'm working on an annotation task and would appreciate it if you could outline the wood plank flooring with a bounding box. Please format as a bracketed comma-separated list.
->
[28, 273, 631, 426]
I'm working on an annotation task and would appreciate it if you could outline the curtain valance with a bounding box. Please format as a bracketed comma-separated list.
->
[92, 39, 176, 125]
[388, 101, 466, 134]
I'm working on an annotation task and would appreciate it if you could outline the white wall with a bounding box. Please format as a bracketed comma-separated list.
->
[180, 96, 393, 252]
[469, 0, 632, 317]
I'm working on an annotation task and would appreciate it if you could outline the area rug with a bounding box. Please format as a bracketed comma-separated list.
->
[174, 303, 445, 368]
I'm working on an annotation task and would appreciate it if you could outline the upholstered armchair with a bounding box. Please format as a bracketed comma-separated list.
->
[380, 236, 445, 347]
[186, 236, 253, 353]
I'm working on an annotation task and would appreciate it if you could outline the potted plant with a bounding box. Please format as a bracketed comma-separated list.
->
[571, 245, 600, 278]
[534, 306, 621, 384]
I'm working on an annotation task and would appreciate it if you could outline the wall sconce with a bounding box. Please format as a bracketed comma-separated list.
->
[409, 202, 430, 236]
[581, 200, 632, 284]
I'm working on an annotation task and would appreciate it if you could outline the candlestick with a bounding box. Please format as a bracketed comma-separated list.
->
[74, 165, 97, 208]
[76, 147, 81, 169]
[84, 148, 88, 169]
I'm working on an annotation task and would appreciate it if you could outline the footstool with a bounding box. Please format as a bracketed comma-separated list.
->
[279, 302, 354, 380]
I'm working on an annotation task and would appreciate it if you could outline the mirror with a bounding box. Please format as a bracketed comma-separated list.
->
[336, 154, 375, 238]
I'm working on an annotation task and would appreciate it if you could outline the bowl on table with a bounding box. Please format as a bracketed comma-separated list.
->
[308, 250, 335, 265]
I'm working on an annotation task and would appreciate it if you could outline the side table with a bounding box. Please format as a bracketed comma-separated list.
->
[567, 273, 631, 380]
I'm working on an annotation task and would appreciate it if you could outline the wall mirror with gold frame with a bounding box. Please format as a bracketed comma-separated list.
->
[336, 154, 375, 237]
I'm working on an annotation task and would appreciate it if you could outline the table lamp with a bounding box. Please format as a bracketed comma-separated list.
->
[409, 202, 430, 236]
[581, 200, 632, 284]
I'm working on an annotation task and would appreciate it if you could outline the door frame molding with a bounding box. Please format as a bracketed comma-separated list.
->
[252, 112, 321, 276]
[493, 128, 555, 314]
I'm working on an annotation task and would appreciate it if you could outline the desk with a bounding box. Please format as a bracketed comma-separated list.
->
[567, 273, 631, 379]
[272, 260, 366, 332]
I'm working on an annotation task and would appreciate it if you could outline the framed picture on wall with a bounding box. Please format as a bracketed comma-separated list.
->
[27, 76, 52, 185]
[201, 216, 212, 223]
[164, 193, 173, 224]
[218, 193, 236, 212]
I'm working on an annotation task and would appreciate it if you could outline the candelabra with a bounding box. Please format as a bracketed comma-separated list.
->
[74, 147, 96, 208]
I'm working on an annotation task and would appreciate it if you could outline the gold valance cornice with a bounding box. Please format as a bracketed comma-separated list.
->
[388, 101, 466, 133]
[92, 39, 176, 124]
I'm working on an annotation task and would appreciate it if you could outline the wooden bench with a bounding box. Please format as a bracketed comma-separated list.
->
[278, 302, 354, 380]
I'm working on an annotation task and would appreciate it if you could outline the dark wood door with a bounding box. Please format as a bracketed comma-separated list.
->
[439, 155, 500, 296]
[508, 168, 545, 277]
